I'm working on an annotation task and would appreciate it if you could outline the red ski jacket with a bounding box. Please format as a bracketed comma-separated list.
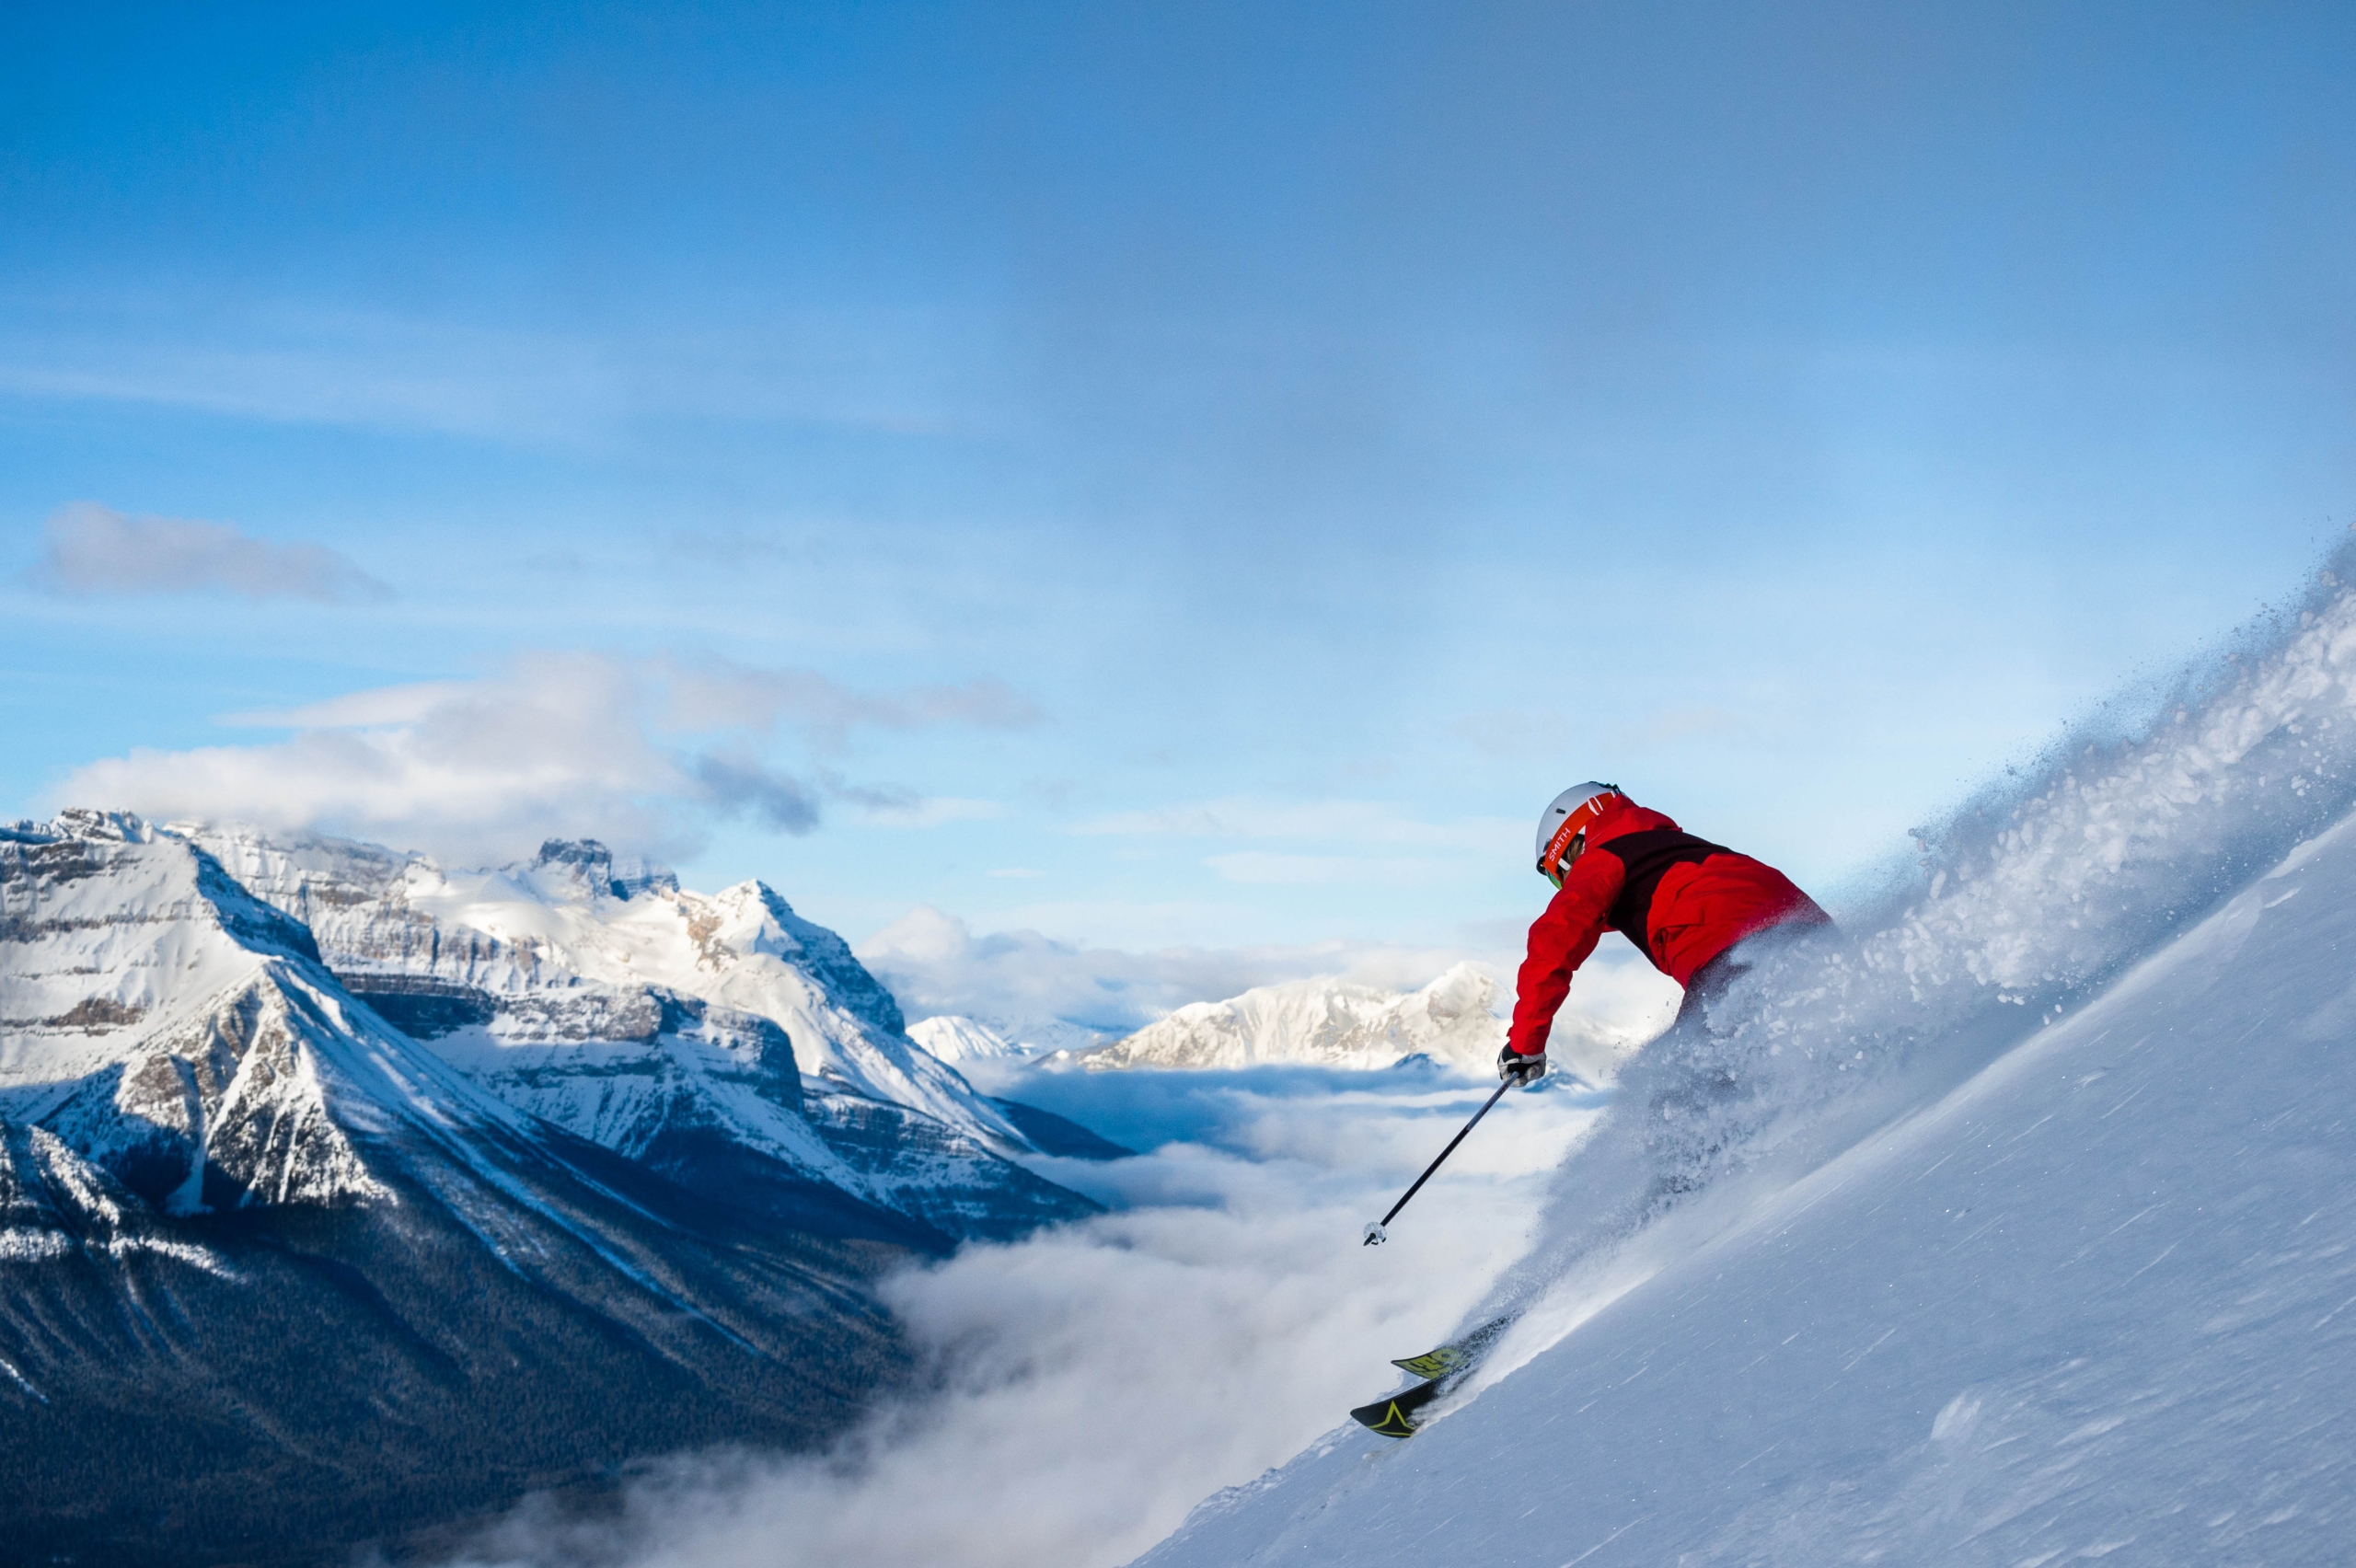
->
[1507, 796, 1828, 1058]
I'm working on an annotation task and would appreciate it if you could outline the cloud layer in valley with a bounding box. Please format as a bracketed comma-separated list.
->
[433, 1065, 1611, 1568]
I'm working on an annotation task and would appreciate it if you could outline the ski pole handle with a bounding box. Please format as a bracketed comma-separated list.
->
[1362, 1078, 1513, 1244]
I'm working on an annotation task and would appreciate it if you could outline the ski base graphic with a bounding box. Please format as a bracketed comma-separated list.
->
[1349, 1378, 1441, 1439]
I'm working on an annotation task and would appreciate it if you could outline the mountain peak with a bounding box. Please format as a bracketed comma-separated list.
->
[523, 838, 676, 900]
[19, 808, 157, 844]
[530, 836, 613, 881]
[1416, 960, 1498, 1019]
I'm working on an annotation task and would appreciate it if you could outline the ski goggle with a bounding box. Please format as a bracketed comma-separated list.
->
[1536, 792, 1617, 886]
[1541, 832, 1583, 889]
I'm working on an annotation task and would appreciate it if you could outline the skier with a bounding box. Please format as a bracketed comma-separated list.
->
[1498, 782, 1830, 1088]
[1352, 783, 1834, 1438]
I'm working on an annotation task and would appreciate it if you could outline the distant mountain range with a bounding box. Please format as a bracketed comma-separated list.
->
[0, 811, 1106, 1565]
[1082, 963, 1507, 1072]
[1072, 963, 1645, 1081]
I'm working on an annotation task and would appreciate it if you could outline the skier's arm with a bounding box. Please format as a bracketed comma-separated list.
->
[1506, 854, 1624, 1057]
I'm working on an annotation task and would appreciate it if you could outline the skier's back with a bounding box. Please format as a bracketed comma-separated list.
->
[1498, 782, 1830, 1085]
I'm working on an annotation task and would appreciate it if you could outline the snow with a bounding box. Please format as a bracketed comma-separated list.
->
[1137, 560, 2356, 1567]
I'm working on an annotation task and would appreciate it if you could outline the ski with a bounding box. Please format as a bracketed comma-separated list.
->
[1389, 1315, 1508, 1381]
[1352, 1318, 1511, 1437]
[1349, 1378, 1441, 1439]
[1389, 1346, 1470, 1381]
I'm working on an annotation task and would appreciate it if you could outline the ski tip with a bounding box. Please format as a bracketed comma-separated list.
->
[1349, 1378, 1440, 1439]
[1389, 1347, 1467, 1380]
[1349, 1399, 1421, 1439]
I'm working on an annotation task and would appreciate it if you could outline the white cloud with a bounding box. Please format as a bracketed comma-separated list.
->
[26, 501, 390, 602]
[52, 652, 1033, 866]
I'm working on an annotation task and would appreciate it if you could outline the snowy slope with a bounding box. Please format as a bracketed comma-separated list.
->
[1144, 801, 2356, 1566]
[1086, 963, 1655, 1080]
[180, 826, 1092, 1239]
[1139, 558, 2356, 1568]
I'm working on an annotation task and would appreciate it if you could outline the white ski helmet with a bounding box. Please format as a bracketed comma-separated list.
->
[1534, 782, 1621, 884]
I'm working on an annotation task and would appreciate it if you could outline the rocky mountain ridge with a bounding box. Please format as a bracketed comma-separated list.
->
[179, 820, 1095, 1240]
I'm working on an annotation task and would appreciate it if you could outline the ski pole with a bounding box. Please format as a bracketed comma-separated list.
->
[1362, 1078, 1512, 1245]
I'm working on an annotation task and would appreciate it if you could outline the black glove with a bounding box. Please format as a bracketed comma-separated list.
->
[1497, 1043, 1547, 1087]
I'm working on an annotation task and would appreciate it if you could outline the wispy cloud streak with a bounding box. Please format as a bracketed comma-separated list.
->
[27, 501, 390, 602]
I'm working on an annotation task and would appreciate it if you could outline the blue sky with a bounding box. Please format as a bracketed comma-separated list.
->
[5, 2, 2353, 1017]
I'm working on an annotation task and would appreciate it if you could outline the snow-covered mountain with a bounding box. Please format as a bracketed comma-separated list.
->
[907, 1010, 1109, 1063]
[907, 1012, 1035, 1062]
[1085, 963, 1642, 1078]
[1138, 562, 2356, 1567]
[0, 810, 918, 1564]
[180, 824, 1093, 1240]
[1084, 963, 1497, 1073]
[0, 810, 506, 1213]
